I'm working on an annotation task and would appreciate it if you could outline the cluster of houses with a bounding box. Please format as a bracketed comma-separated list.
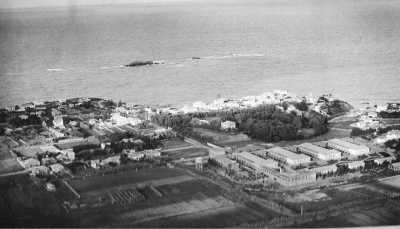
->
[178, 90, 304, 114]
[1, 98, 175, 178]
[14, 144, 74, 176]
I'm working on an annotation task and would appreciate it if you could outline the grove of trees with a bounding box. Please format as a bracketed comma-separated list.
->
[152, 103, 329, 142]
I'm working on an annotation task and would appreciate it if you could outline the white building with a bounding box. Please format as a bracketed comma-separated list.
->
[374, 156, 395, 165]
[347, 161, 365, 170]
[53, 116, 65, 129]
[213, 155, 239, 171]
[267, 147, 311, 166]
[110, 112, 142, 126]
[57, 149, 75, 162]
[221, 121, 236, 130]
[142, 149, 161, 158]
[49, 128, 65, 138]
[390, 162, 400, 172]
[236, 152, 279, 174]
[297, 143, 341, 161]
[209, 148, 226, 158]
[375, 130, 400, 144]
[49, 163, 64, 174]
[19, 158, 40, 168]
[327, 138, 369, 157]
[28, 166, 50, 176]
[126, 150, 144, 161]
[264, 169, 316, 187]
[310, 164, 337, 175]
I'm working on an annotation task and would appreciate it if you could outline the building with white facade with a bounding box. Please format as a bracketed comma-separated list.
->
[236, 152, 279, 174]
[373, 156, 395, 165]
[53, 116, 65, 129]
[209, 147, 226, 158]
[347, 161, 365, 170]
[310, 164, 337, 175]
[390, 162, 400, 172]
[267, 147, 311, 166]
[142, 149, 161, 158]
[19, 158, 40, 168]
[297, 143, 341, 161]
[213, 155, 239, 171]
[327, 139, 369, 157]
[264, 169, 316, 187]
[49, 163, 64, 174]
[221, 121, 236, 130]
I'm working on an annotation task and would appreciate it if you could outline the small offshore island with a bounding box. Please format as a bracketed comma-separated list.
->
[1, 90, 400, 227]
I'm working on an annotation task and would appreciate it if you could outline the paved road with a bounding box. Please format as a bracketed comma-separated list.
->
[0, 169, 29, 177]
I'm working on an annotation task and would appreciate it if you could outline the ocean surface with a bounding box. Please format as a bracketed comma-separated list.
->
[1, 0, 400, 108]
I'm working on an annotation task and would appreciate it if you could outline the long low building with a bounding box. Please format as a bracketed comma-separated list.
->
[236, 152, 279, 174]
[327, 138, 369, 157]
[310, 164, 337, 175]
[297, 143, 341, 161]
[267, 147, 311, 166]
[263, 168, 316, 186]
[213, 155, 239, 171]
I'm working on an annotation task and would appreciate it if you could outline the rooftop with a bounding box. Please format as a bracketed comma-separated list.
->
[328, 138, 369, 150]
[298, 143, 339, 155]
[239, 152, 277, 168]
[268, 147, 310, 160]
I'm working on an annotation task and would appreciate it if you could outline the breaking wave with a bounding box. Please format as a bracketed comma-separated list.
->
[47, 68, 65, 72]
[191, 53, 264, 60]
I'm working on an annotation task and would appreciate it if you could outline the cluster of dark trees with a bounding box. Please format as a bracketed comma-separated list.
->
[317, 97, 353, 117]
[152, 103, 329, 142]
[9, 115, 42, 127]
[351, 127, 375, 137]
[384, 139, 400, 152]
[110, 135, 163, 154]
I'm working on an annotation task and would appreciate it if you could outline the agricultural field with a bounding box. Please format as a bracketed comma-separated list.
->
[0, 175, 70, 227]
[161, 138, 191, 150]
[0, 139, 15, 160]
[0, 158, 23, 174]
[379, 175, 400, 189]
[63, 165, 277, 227]
[68, 167, 190, 195]
[0, 140, 23, 174]
[163, 147, 208, 160]
[105, 179, 273, 227]
[300, 205, 400, 227]
[257, 187, 382, 214]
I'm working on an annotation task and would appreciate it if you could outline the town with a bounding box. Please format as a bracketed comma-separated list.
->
[1, 90, 400, 227]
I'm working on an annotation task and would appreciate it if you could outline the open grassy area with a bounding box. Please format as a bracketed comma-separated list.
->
[161, 138, 191, 150]
[300, 204, 400, 227]
[0, 141, 14, 160]
[164, 147, 208, 160]
[68, 175, 251, 227]
[379, 175, 400, 189]
[69, 167, 187, 194]
[0, 158, 23, 175]
[193, 128, 250, 143]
